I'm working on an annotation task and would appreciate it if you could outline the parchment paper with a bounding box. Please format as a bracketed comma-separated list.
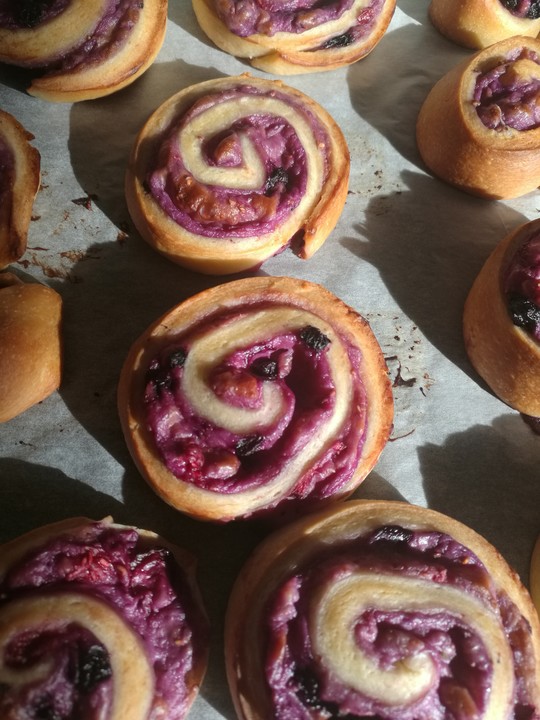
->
[1, 2, 539, 718]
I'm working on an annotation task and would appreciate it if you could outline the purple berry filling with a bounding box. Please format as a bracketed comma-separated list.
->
[147, 84, 330, 240]
[0, 0, 142, 72]
[213, 0, 381, 39]
[500, 0, 540, 19]
[0, 0, 69, 29]
[315, 0, 385, 51]
[504, 230, 540, 340]
[263, 526, 538, 719]
[143, 316, 367, 507]
[0, 522, 208, 720]
[474, 48, 540, 131]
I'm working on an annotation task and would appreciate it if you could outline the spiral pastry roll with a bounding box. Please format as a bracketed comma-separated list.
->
[225, 499, 540, 720]
[0, 0, 167, 102]
[125, 76, 349, 275]
[429, 0, 540, 50]
[192, 0, 396, 75]
[117, 276, 393, 522]
[416, 36, 540, 199]
[0, 273, 62, 423]
[463, 218, 540, 421]
[0, 110, 40, 269]
[0, 517, 209, 720]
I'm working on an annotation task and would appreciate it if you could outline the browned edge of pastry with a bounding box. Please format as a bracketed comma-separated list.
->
[0, 110, 40, 268]
[428, 0, 540, 50]
[416, 35, 540, 199]
[0, 274, 62, 422]
[463, 218, 540, 416]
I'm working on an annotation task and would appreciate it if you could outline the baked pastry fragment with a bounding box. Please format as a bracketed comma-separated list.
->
[118, 276, 393, 522]
[0, 517, 209, 720]
[429, 0, 540, 50]
[416, 36, 540, 199]
[463, 218, 540, 419]
[125, 75, 350, 274]
[0, 110, 40, 269]
[0, 0, 168, 102]
[225, 499, 540, 719]
[192, 0, 396, 74]
[0, 273, 62, 422]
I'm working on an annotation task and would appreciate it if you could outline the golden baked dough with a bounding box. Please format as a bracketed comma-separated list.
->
[0, 0, 168, 102]
[125, 74, 350, 274]
[0, 273, 62, 422]
[0, 110, 40, 269]
[416, 36, 540, 199]
[429, 0, 540, 50]
[118, 276, 393, 522]
[530, 532, 540, 617]
[225, 499, 540, 719]
[192, 0, 396, 74]
[0, 517, 209, 720]
[463, 218, 540, 417]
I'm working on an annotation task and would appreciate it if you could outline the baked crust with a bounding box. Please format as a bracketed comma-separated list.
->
[416, 35, 540, 199]
[0, 516, 209, 720]
[192, 0, 396, 74]
[531, 532, 540, 617]
[429, 0, 540, 50]
[117, 276, 393, 522]
[125, 74, 350, 274]
[0, 0, 168, 102]
[463, 218, 540, 416]
[0, 110, 40, 269]
[0, 274, 62, 422]
[225, 499, 540, 720]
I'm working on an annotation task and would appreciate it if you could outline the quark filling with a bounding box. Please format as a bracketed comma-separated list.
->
[0, 0, 142, 72]
[0, 522, 208, 720]
[143, 316, 367, 504]
[504, 230, 540, 341]
[473, 48, 540, 130]
[147, 85, 329, 240]
[213, 0, 380, 39]
[500, 0, 540, 19]
[264, 525, 538, 719]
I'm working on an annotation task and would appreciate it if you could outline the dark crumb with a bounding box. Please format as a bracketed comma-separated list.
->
[72, 194, 98, 210]
[31, 215, 41, 221]
[392, 362, 416, 388]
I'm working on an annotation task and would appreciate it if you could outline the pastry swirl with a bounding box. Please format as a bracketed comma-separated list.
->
[117, 277, 393, 522]
[125, 75, 350, 275]
[429, 0, 540, 50]
[192, 0, 396, 74]
[463, 217, 540, 418]
[0, 517, 209, 719]
[0, 110, 40, 269]
[0, 273, 62, 423]
[0, 0, 168, 101]
[225, 500, 540, 719]
[416, 36, 540, 199]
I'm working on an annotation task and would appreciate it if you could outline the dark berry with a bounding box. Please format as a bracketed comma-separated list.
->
[146, 367, 172, 395]
[294, 668, 340, 714]
[299, 326, 331, 352]
[371, 525, 413, 544]
[323, 32, 354, 49]
[75, 644, 112, 692]
[264, 167, 289, 195]
[15, 0, 51, 27]
[168, 348, 187, 368]
[508, 294, 540, 333]
[250, 357, 279, 380]
[235, 434, 264, 458]
[35, 699, 62, 720]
